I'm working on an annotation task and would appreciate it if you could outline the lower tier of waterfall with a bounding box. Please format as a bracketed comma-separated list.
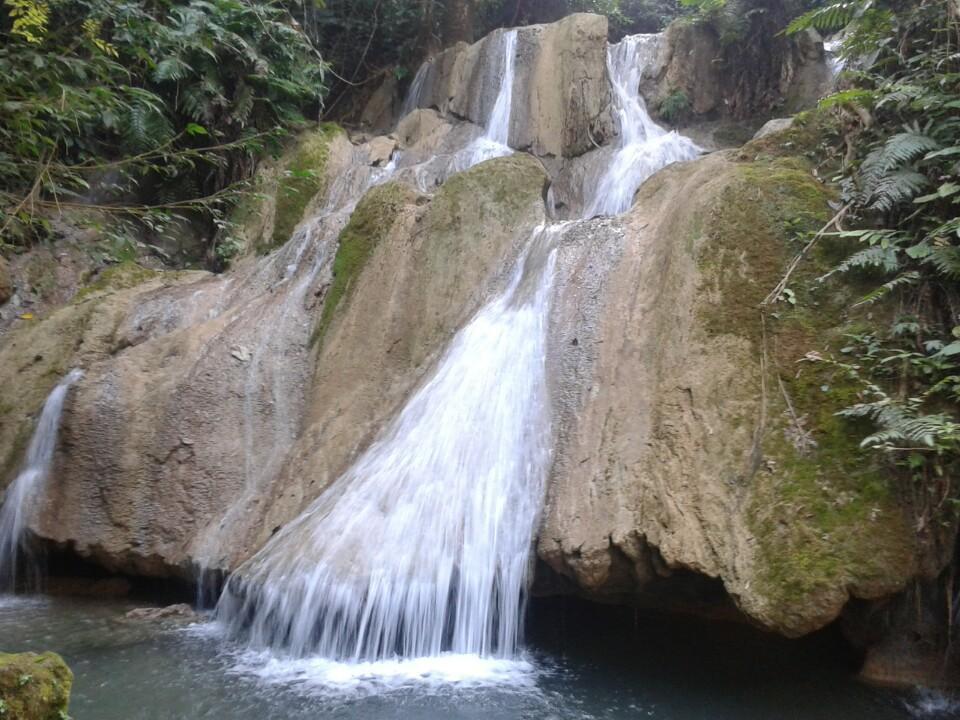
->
[217, 226, 561, 660]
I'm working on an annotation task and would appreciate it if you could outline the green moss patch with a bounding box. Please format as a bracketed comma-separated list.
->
[696, 156, 834, 341]
[269, 123, 343, 253]
[74, 261, 159, 301]
[0, 651, 72, 720]
[311, 181, 417, 349]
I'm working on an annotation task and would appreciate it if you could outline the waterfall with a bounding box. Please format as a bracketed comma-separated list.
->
[218, 225, 558, 660]
[401, 61, 430, 119]
[582, 34, 701, 218]
[486, 29, 517, 147]
[0, 369, 83, 591]
[824, 36, 846, 76]
[452, 28, 518, 172]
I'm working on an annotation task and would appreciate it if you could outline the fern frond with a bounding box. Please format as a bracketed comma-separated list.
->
[854, 271, 920, 306]
[925, 245, 960, 279]
[785, 1, 859, 35]
[867, 168, 928, 211]
[826, 245, 901, 278]
[864, 131, 939, 175]
[153, 56, 193, 82]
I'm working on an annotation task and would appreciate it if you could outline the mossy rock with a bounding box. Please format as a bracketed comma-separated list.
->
[310, 154, 547, 351]
[271, 124, 343, 250]
[0, 652, 72, 720]
[738, 108, 842, 166]
[0, 255, 14, 305]
[311, 181, 418, 349]
[686, 150, 915, 634]
[74, 261, 159, 302]
[230, 123, 344, 257]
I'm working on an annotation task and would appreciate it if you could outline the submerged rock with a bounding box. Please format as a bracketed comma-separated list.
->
[0, 652, 72, 720]
[125, 603, 197, 622]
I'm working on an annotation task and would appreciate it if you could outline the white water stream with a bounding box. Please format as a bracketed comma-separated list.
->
[582, 34, 700, 217]
[0, 369, 83, 590]
[219, 224, 558, 660]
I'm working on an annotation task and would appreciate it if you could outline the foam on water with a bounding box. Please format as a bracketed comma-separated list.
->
[903, 689, 960, 718]
[230, 649, 539, 697]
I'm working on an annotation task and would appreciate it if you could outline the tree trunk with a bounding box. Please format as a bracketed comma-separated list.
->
[416, 0, 439, 55]
[442, 0, 474, 46]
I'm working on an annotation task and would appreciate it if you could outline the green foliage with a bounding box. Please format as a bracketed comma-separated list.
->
[793, 0, 960, 547]
[658, 89, 691, 123]
[0, 0, 327, 263]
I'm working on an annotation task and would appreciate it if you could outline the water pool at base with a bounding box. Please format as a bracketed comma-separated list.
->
[1, 594, 954, 720]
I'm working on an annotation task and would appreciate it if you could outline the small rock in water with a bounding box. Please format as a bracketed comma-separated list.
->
[125, 603, 197, 622]
[0, 651, 73, 719]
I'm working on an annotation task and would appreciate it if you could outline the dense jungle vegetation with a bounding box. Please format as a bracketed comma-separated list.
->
[787, 0, 960, 560]
[1, 0, 959, 548]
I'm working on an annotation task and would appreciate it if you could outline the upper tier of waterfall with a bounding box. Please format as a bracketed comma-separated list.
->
[0, 369, 83, 590]
[582, 34, 701, 218]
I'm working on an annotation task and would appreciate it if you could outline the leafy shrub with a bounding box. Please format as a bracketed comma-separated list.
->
[0, 0, 326, 255]
[658, 89, 691, 123]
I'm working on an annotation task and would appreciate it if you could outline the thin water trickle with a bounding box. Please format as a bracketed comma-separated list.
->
[401, 61, 430, 119]
[450, 28, 518, 172]
[0, 369, 83, 590]
[582, 34, 701, 218]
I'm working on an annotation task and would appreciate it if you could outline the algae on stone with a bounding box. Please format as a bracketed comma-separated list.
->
[311, 181, 418, 349]
[0, 652, 72, 720]
[229, 124, 344, 257]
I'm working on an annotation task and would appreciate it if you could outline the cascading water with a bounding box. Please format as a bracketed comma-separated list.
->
[216, 26, 704, 675]
[0, 369, 83, 591]
[582, 34, 701, 218]
[450, 28, 518, 172]
[218, 226, 559, 661]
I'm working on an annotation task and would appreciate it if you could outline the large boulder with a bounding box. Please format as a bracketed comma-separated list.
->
[541, 148, 917, 637]
[0, 652, 72, 720]
[413, 13, 614, 158]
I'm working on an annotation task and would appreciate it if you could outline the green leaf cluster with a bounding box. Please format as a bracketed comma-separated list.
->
[793, 1, 960, 498]
[0, 0, 327, 257]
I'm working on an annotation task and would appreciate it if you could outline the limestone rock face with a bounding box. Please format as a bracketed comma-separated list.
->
[413, 13, 614, 158]
[640, 22, 833, 123]
[0, 145, 547, 577]
[540, 149, 917, 637]
[0, 651, 72, 720]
